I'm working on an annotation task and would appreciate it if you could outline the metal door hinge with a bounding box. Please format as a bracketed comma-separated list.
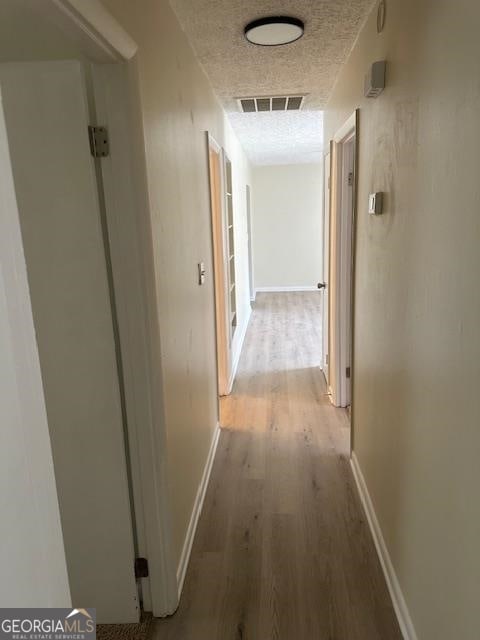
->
[346, 366, 351, 379]
[134, 557, 149, 579]
[326, 354, 329, 365]
[88, 125, 109, 158]
[348, 172, 353, 186]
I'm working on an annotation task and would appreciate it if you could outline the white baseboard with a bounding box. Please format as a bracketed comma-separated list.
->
[228, 305, 252, 392]
[255, 285, 318, 293]
[176, 422, 221, 598]
[350, 453, 417, 640]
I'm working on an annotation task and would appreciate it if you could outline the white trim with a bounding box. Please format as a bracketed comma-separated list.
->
[208, 133, 221, 154]
[228, 304, 252, 392]
[50, 0, 137, 60]
[350, 453, 417, 640]
[322, 150, 331, 384]
[255, 286, 319, 293]
[246, 185, 255, 303]
[330, 110, 358, 409]
[177, 423, 221, 599]
[333, 111, 357, 143]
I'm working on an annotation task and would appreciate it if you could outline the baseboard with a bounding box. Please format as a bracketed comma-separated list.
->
[176, 422, 221, 599]
[350, 453, 417, 640]
[255, 286, 318, 292]
[228, 305, 252, 393]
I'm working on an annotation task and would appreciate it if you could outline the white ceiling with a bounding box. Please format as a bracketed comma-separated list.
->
[228, 110, 323, 166]
[170, 0, 375, 164]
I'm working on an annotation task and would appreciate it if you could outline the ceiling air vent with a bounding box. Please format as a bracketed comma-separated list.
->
[238, 95, 305, 113]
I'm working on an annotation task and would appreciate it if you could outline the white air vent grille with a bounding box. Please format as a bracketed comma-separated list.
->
[238, 95, 305, 113]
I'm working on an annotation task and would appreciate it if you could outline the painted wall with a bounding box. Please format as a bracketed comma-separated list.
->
[100, 0, 252, 569]
[252, 163, 323, 290]
[324, 0, 480, 638]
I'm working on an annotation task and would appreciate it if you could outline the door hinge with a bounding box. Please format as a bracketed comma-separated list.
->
[134, 557, 149, 579]
[326, 353, 329, 365]
[88, 125, 109, 158]
[346, 366, 351, 379]
[348, 172, 353, 186]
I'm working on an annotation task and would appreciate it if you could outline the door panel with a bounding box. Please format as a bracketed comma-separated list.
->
[0, 60, 138, 623]
[0, 90, 71, 608]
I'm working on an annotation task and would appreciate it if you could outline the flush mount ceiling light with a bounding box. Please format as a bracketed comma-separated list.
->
[244, 16, 304, 46]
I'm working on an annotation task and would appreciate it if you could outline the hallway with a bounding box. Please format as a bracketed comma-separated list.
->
[154, 293, 402, 639]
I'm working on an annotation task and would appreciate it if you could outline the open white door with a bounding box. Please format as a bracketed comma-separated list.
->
[322, 151, 331, 386]
[0, 60, 138, 623]
[0, 87, 71, 609]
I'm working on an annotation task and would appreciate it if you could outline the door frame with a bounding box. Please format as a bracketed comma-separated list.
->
[92, 64, 177, 616]
[329, 110, 359, 443]
[246, 184, 255, 302]
[207, 133, 230, 397]
[35, 0, 178, 618]
[322, 149, 331, 386]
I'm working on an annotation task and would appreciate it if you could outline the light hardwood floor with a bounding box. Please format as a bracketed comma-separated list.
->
[153, 292, 402, 639]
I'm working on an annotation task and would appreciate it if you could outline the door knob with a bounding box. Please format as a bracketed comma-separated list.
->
[317, 282, 326, 289]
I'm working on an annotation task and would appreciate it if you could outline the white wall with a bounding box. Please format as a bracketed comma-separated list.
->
[325, 0, 480, 637]
[252, 163, 323, 290]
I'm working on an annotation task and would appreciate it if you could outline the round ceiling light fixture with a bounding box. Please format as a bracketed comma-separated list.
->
[244, 16, 304, 46]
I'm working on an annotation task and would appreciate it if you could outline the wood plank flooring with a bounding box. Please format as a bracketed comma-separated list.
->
[153, 292, 402, 640]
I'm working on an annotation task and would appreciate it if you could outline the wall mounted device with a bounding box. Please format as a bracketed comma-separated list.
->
[377, 1, 386, 33]
[198, 262, 206, 285]
[368, 192, 384, 215]
[364, 60, 386, 97]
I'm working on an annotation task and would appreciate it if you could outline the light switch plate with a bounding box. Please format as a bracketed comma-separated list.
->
[198, 262, 206, 285]
[368, 192, 383, 215]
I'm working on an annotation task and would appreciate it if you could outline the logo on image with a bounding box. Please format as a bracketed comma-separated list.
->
[0, 608, 96, 640]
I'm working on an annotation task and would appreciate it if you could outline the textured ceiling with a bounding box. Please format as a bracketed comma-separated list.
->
[170, 0, 376, 164]
[228, 110, 323, 166]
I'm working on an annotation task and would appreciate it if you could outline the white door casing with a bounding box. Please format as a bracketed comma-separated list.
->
[0, 60, 138, 623]
[322, 151, 331, 385]
[92, 63, 178, 617]
[246, 184, 255, 301]
[330, 111, 357, 410]
[338, 136, 355, 407]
